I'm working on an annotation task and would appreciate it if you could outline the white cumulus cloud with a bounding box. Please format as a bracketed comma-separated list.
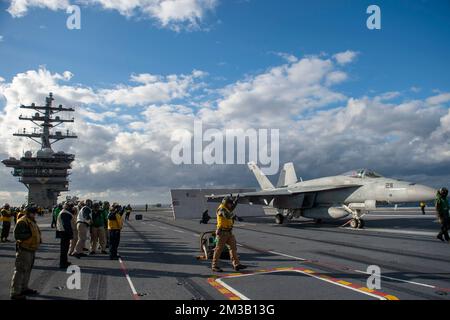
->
[333, 50, 359, 65]
[7, 0, 69, 17]
[7, 0, 218, 31]
[426, 93, 450, 106]
[1, 53, 450, 205]
[100, 70, 206, 107]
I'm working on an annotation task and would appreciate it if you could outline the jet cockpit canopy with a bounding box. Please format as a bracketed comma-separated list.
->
[342, 169, 383, 178]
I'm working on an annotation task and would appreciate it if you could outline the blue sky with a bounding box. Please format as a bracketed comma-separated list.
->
[0, 0, 450, 204]
[1, 0, 449, 96]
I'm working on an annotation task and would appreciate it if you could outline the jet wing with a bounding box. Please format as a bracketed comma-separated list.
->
[206, 192, 277, 205]
[206, 184, 361, 205]
[287, 184, 362, 193]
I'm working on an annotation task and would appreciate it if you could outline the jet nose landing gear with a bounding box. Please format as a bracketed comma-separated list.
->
[342, 205, 366, 229]
[349, 218, 365, 229]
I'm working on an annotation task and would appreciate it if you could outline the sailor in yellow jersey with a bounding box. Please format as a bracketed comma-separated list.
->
[10, 205, 41, 300]
[1, 203, 13, 242]
[212, 196, 247, 272]
[107, 203, 123, 260]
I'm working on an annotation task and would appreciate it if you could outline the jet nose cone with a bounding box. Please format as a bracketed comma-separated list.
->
[408, 184, 437, 201]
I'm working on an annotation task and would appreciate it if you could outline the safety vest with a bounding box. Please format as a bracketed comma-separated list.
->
[108, 213, 123, 230]
[436, 196, 449, 217]
[1, 209, 12, 222]
[17, 211, 25, 220]
[77, 206, 92, 225]
[216, 204, 234, 230]
[53, 207, 61, 221]
[16, 216, 41, 251]
[56, 209, 71, 232]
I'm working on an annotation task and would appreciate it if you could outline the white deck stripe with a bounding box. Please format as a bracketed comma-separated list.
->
[354, 270, 436, 289]
[342, 227, 436, 237]
[118, 258, 139, 297]
[268, 251, 307, 261]
[368, 215, 435, 218]
[215, 278, 250, 300]
[219, 269, 385, 300]
[268, 250, 438, 291]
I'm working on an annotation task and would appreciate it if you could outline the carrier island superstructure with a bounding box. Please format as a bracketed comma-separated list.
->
[2, 93, 77, 209]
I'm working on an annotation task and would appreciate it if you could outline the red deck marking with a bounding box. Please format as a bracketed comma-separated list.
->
[208, 267, 399, 300]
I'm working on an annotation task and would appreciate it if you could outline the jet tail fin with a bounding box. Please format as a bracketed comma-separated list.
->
[247, 161, 275, 190]
[276, 162, 298, 187]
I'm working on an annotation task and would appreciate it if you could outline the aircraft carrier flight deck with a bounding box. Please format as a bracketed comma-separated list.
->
[0, 207, 448, 301]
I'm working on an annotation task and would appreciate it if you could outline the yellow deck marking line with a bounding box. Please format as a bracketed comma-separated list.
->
[208, 267, 399, 301]
[263, 249, 446, 293]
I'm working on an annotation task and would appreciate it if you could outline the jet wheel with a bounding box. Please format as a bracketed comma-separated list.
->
[350, 218, 359, 229]
[275, 214, 284, 225]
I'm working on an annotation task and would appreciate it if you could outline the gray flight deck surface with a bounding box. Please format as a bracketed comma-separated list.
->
[0, 208, 449, 300]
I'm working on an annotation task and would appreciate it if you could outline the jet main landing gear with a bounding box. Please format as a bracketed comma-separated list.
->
[275, 213, 284, 225]
[275, 209, 300, 225]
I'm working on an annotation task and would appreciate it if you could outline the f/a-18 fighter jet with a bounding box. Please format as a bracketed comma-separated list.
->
[207, 162, 436, 228]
